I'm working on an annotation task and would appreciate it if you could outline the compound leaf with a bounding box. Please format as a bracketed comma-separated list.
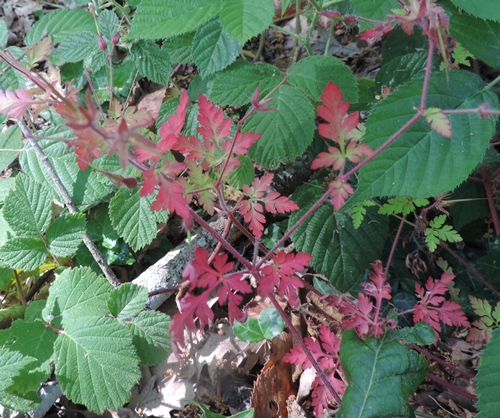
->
[244, 85, 315, 168]
[127, 310, 172, 365]
[338, 330, 428, 417]
[290, 184, 388, 292]
[220, 0, 274, 44]
[54, 316, 140, 414]
[127, 0, 223, 40]
[351, 71, 497, 205]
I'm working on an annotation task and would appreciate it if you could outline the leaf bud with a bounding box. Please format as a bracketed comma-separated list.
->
[111, 32, 120, 45]
[98, 35, 107, 51]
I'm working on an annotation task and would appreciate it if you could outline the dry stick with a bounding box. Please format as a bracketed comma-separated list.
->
[426, 373, 477, 401]
[440, 241, 500, 299]
[0, 94, 120, 287]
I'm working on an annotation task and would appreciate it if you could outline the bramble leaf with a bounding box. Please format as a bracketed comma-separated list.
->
[45, 214, 86, 257]
[475, 327, 500, 417]
[130, 40, 172, 85]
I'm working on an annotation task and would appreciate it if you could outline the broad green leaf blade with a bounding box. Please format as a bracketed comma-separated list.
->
[220, 0, 274, 44]
[54, 316, 141, 414]
[26, 9, 96, 46]
[0, 178, 15, 204]
[0, 238, 47, 271]
[387, 323, 436, 346]
[443, 0, 500, 68]
[87, 204, 120, 242]
[290, 184, 388, 292]
[478, 241, 500, 287]
[449, 181, 488, 231]
[97, 10, 119, 42]
[127, 310, 172, 365]
[244, 85, 315, 168]
[230, 155, 255, 188]
[42, 267, 113, 328]
[233, 307, 285, 343]
[20, 139, 115, 208]
[351, 0, 394, 31]
[51, 32, 99, 65]
[0, 347, 36, 393]
[450, 0, 500, 22]
[109, 187, 158, 251]
[46, 214, 86, 257]
[127, 0, 223, 40]
[162, 32, 195, 64]
[192, 19, 242, 77]
[208, 61, 281, 105]
[109, 283, 149, 320]
[287, 56, 358, 103]
[352, 71, 498, 204]
[0, 125, 22, 173]
[338, 330, 428, 418]
[3, 174, 52, 237]
[7, 320, 56, 394]
[476, 327, 500, 417]
[130, 40, 172, 85]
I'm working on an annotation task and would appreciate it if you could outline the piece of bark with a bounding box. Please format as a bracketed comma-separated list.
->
[132, 216, 241, 311]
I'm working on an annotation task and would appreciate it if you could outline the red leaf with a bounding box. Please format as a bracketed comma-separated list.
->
[197, 93, 231, 145]
[328, 179, 354, 210]
[158, 90, 189, 153]
[0, 89, 44, 119]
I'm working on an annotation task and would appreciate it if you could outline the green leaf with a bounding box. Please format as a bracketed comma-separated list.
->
[0, 125, 22, 173]
[109, 187, 159, 251]
[3, 174, 52, 237]
[127, 0, 223, 40]
[0, 347, 36, 394]
[26, 9, 96, 46]
[381, 26, 428, 64]
[97, 10, 119, 41]
[54, 316, 141, 413]
[24, 300, 46, 322]
[220, 0, 274, 44]
[109, 283, 149, 320]
[449, 181, 488, 231]
[162, 32, 195, 64]
[350, 200, 376, 229]
[244, 85, 315, 168]
[46, 214, 86, 257]
[350, 0, 394, 31]
[233, 307, 285, 343]
[287, 55, 358, 103]
[230, 156, 255, 188]
[127, 310, 171, 365]
[192, 19, 242, 77]
[387, 323, 436, 346]
[478, 241, 500, 287]
[443, 0, 500, 68]
[130, 40, 172, 84]
[351, 71, 498, 205]
[188, 401, 255, 418]
[0, 47, 29, 90]
[87, 204, 120, 242]
[379, 197, 429, 216]
[209, 61, 282, 105]
[476, 327, 500, 417]
[337, 330, 428, 418]
[290, 184, 388, 292]
[0, 18, 8, 48]
[0, 238, 47, 271]
[20, 139, 115, 208]
[42, 267, 113, 328]
[0, 178, 15, 204]
[51, 32, 99, 65]
[450, 0, 500, 22]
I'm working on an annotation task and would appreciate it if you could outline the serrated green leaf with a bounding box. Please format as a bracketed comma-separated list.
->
[26, 9, 96, 46]
[443, 0, 500, 68]
[42, 267, 113, 328]
[290, 184, 388, 292]
[220, 0, 273, 43]
[45, 213, 86, 257]
[109, 187, 158, 251]
[351, 71, 498, 205]
[0, 347, 36, 394]
[127, 0, 223, 40]
[450, 0, 500, 22]
[233, 307, 285, 343]
[24, 300, 46, 322]
[230, 156, 255, 188]
[0, 125, 22, 173]
[382, 26, 428, 64]
[0, 18, 8, 48]
[162, 32, 195, 64]
[387, 322, 436, 346]
[192, 19, 242, 77]
[20, 139, 115, 208]
[130, 40, 172, 84]
[0, 47, 29, 90]
[54, 316, 140, 413]
[3, 174, 52, 238]
[51, 32, 99, 65]
[351, 0, 394, 31]
[127, 310, 171, 365]
[337, 330, 428, 418]
[244, 85, 315, 168]
[209, 61, 281, 105]
[287, 55, 358, 103]
[0, 238, 47, 271]
[109, 283, 148, 320]
[350, 200, 376, 229]
[87, 204, 120, 242]
[97, 10, 119, 41]
[449, 181, 488, 231]
[430, 214, 446, 229]
[379, 197, 429, 216]
[0, 178, 15, 205]
[476, 327, 500, 417]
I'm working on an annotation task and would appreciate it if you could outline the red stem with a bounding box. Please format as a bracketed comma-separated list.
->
[425, 373, 477, 401]
[384, 215, 406, 276]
